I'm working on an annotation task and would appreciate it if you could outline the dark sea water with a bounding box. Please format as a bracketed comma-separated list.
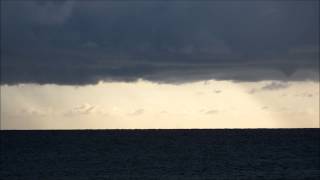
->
[1, 129, 319, 179]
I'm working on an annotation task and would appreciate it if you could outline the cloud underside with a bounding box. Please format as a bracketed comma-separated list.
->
[1, 1, 319, 85]
[2, 65, 319, 85]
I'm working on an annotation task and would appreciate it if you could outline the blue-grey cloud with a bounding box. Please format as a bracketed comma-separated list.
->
[261, 81, 290, 91]
[1, 1, 319, 85]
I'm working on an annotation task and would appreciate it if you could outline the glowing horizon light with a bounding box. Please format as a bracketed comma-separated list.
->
[1, 80, 318, 129]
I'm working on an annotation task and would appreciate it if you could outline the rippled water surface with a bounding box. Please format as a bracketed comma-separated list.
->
[1, 129, 319, 179]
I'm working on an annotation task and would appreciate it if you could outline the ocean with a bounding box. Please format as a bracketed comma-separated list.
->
[1, 129, 319, 179]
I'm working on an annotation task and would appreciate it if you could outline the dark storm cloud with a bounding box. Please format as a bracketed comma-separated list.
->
[1, 1, 319, 85]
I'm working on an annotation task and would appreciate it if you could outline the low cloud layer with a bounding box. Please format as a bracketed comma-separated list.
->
[1, 1, 319, 85]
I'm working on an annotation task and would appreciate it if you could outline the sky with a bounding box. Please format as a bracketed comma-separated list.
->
[1, 1, 319, 129]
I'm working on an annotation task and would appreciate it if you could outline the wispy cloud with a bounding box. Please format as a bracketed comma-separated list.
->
[261, 81, 290, 91]
[206, 110, 219, 115]
[128, 109, 144, 116]
[20, 107, 51, 116]
[65, 103, 107, 116]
